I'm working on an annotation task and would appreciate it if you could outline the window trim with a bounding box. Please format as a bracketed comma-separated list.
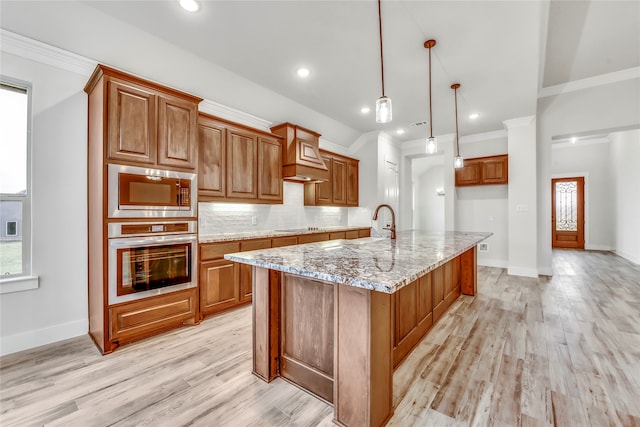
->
[1, 76, 37, 291]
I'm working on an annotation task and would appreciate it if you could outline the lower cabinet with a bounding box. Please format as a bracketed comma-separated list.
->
[392, 255, 462, 367]
[199, 259, 239, 316]
[109, 288, 197, 346]
[198, 229, 371, 320]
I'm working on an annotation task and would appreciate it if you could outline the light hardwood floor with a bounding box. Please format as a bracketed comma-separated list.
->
[1, 250, 639, 426]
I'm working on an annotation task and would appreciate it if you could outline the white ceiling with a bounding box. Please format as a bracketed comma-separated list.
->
[1, 1, 638, 147]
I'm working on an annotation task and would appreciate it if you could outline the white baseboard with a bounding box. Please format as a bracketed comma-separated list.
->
[585, 244, 612, 251]
[507, 266, 539, 278]
[0, 319, 87, 356]
[478, 258, 508, 269]
[614, 250, 640, 265]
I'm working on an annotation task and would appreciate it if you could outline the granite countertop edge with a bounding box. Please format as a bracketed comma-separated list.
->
[224, 231, 492, 294]
[199, 226, 371, 243]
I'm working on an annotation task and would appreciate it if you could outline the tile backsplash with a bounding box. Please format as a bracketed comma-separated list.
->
[199, 182, 372, 235]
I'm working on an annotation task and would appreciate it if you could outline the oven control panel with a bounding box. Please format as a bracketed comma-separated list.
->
[108, 221, 197, 238]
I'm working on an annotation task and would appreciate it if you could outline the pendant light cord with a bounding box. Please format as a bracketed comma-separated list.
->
[428, 45, 433, 138]
[454, 85, 460, 156]
[378, 0, 385, 97]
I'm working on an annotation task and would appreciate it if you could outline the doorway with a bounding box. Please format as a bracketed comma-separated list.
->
[551, 177, 585, 248]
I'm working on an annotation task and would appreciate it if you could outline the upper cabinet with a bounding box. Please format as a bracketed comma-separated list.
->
[197, 113, 283, 204]
[86, 64, 201, 171]
[305, 150, 359, 207]
[455, 154, 508, 187]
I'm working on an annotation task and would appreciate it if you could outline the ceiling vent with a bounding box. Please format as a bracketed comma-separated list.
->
[411, 120, 428, 127]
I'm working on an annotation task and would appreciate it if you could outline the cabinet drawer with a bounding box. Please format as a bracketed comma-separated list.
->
[200, 242, 240, 260]
[298, 233, 330, 244]
[358, 228, 371, 238]
[329, 232, 346, 240]
[345, 230, 360, 239]
[109, 289, 196, 342]
[272, 236, 298, 248]
[241, 239, 272, 251]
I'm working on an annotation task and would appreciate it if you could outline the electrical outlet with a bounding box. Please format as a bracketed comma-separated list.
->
[479, 243, 489, 252]
[251, 216, 257, 226]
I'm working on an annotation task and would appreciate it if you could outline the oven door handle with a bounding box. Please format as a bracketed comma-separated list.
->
[109, 234, 197, 248]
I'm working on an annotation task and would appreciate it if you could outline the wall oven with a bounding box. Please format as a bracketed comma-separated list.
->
[108, 221, 197, 304]
[108, 164, 196, 218]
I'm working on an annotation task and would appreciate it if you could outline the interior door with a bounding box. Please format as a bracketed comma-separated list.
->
[552, 177, 584, 249]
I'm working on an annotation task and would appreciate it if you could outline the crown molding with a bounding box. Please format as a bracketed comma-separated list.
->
[198, 99, 272, 132]
[459, 129, 507, 145]
[538, 66, 640, 99]
[1, 29, 97, 76]
[319, 138, 351, 157]
[503, 115, 536, 130]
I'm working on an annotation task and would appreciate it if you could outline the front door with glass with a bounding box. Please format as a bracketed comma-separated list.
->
[551, 177, 585, 249]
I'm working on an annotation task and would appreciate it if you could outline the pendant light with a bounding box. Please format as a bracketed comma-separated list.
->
[424, 39, 437, 154]
[375, 0, 392, 123]
[451, 83, 464, 168]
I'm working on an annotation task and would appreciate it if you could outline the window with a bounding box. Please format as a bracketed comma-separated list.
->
[1, 79, 34, 289]
[6, 221, 18, 237]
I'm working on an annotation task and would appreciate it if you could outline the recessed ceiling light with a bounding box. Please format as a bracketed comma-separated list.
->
[469, 113, 479, 119]
[297, 68, 310, 78]
[360, 106, 370, 114]
[179, 0, 199, 12]
[396, 129, 405, 135]
[571, 137, 577, 144]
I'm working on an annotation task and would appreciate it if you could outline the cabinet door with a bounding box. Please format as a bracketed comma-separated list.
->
[199, 259, 239, 316]
[107, 79, 156, 164]
[157, 94, 198, 170]
[257, 136, 283, 202]
[316, 154, 333, 205]
[226, 128, 258, 199]
[455, 161, 482, 186]
[346, 159, 359, 206]
[482, 155, 508, 184]
[198, 118, 226, 198]
[332, 157, 347, 205]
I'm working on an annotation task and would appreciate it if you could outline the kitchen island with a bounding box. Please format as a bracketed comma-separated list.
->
[225, 230, 491, 427]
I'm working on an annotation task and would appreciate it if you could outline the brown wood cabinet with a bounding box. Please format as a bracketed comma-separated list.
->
[197, 113, 283, 204]
[455, 154, 508, 186]
[87, 65, 201, 170]
[109, 289, 197, 345]
[304, 150, 359, 207]
[270, 123, 329, 182]
[198, 229, 370, 319]
[84, 65, 202, 355]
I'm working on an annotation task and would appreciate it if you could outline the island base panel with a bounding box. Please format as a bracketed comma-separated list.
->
[335, 283, 393, 427]
[461, 247, 477, 295]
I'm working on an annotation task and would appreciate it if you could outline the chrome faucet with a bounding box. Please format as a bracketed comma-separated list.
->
[372, 204, 396, 240]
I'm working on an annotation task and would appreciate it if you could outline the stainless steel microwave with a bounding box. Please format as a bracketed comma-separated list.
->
[108, 164, 196, 218]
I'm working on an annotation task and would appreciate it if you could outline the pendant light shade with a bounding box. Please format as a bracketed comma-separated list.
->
[425, 39, 437, 153]
[375, 0, 392, 123]
[426, 137, 437, 154]
[376, 96, 392, 124]
[451, 83, 464, 169]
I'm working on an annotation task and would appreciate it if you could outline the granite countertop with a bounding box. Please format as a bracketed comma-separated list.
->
[199, 226, 370, 243]
[224, 230, 492, 294]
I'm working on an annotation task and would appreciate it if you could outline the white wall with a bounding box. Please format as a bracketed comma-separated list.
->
[537, 78, 640, 274]
[551, 140, 612, 250]
[0, 52, 88, 355]
[610, 130, 640, 264]
[454, 134, 509, 268]
[414, 165, 445, 232]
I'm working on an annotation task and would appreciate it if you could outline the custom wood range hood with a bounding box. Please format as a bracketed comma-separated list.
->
[270, 122, 329, 183]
